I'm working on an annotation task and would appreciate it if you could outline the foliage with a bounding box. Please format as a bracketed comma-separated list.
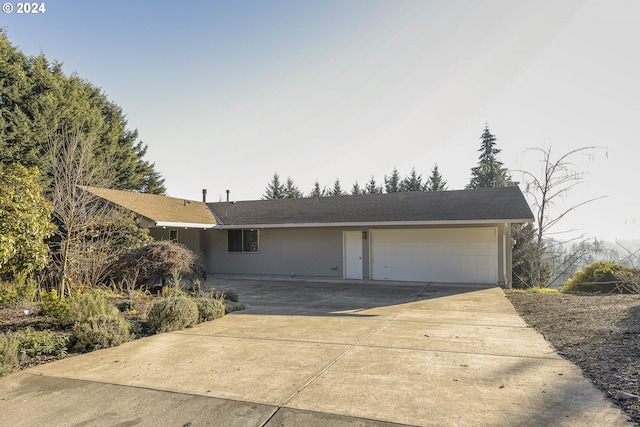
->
[0, 277, 37, 307]
[194, 297, 225, 323]
[384, 167, 402, 193]
[350, 181, 363, 195]
[224, 300, 246, 313]
[508, 287, 559, 294]
[425, 164, 447, 191]
[284, 177, 302, 198]
[0, 164, 55, 279]
[562, 261, 640, 293]
[14, 327, 68, 357]
[109, 240, 205, 287]
[147, 297, 199, 333]
[330, 178, 345, 196]
[73, 314, 132, 351]
[402, 168, 423, 192]
[263, 172, 286, 199]
[70, 292, 132, 351]
[365, 176, 383, 194]
[0, 335, 19, 376]
[309, 180, 327, 198]
[38, 289, 75, 327]
[0, 30, 165, 194]
[511, 223, 551, 289]
[467, 124, 514, 189]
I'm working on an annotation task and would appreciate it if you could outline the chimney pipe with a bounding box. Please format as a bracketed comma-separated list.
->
[202, 189, 207, 203]
[226, 189, 230, 202]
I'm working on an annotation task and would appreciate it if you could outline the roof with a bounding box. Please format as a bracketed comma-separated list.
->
[208, 186, 534, 228]
[79, 186, 218, 228]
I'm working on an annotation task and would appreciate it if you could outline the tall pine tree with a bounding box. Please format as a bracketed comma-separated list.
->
[263, 173, 285, 199]
[467, 124, 513, 189]
[384, 167, 402, 193]
[425, 164, 447, 191]
[402, 168, 423, 192]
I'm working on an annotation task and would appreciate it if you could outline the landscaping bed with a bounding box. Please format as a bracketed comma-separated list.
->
[507, 291, 640, 424]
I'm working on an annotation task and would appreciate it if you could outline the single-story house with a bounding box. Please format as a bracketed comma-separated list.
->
[81, 185, 534, 287]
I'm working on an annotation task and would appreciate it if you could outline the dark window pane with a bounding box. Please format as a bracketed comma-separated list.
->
[243, 229, 259, 253]
[228, 230, 242, 252]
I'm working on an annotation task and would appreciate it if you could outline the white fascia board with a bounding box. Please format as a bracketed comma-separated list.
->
[216, 218, 534, 229]
[154, 221, 217, 229]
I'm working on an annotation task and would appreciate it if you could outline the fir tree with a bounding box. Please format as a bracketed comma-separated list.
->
[384, 167, 402, 193]
[263, 173, 285, 199]
[467, 124, 514, 189]
[309, 180, 326, 198]
[351, 181, 363, 195]
[284, 177, 302, 198]
[330, 178, 345, 196]
[425, 164, 447, 191]
[402, 168, 423, 192]
[365, 176, 382, 194]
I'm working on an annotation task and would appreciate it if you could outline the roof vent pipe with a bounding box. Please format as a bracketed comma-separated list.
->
[226, 189, 230, 203]
[202, 189, 207, 203]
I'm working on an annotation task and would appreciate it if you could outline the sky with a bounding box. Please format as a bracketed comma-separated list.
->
[2, 0, 639, 242]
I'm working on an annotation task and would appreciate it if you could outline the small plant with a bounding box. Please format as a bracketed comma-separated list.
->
[194, 297, 225, 323]
[73, 314, 132, 351]
[73, 292, 119, 320]
[0, 281, 18, 308]
[14, 327, 69, 358]
[0, 335, 19, 376]
[38, 289, 75, 327]
[223, 300, 245, 313]
[147, 297, 199, 333]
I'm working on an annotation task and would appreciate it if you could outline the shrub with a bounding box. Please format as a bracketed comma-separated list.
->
[73, 292, 119, 320]
[195, 298, 225, 323]
[38, 289, 75, 327]
[562, 261, 640, 293]
[224, 300, 246, 313]
[147, 297, 199, 333]
[14, 327, 69, 357]
[109, 241, 206, 287]
[73, 314, 132, 351]
[0, 276, 38, 307]
[0, 335, 19, 376]
[0, 281, 18, 308]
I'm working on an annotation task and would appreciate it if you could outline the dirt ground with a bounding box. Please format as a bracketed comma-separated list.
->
[507, 291, 640, 424]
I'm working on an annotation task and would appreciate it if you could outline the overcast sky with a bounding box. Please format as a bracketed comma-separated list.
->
[2, 0, 639, 242]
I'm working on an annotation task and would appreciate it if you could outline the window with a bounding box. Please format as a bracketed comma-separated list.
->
[169, 230, 178, 243]
[228, 229, 259, 253]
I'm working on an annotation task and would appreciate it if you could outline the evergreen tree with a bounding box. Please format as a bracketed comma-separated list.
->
[0, 30, 165, 194]
[351, 181, 363, 195]
[425, 164, 447, 191]
[467, 124, 514, 189]
[384, 167, 402, 193]
[284, 177, 302, 198]
[365, 176, 383, 194]
[263, 173, 285, 199]
[309, 180, 326, 198]
[330, 178, 345, 196]
[402, 168, 423, 192]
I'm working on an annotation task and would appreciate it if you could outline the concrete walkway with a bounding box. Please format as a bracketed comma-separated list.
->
[0, 278, 632, 426]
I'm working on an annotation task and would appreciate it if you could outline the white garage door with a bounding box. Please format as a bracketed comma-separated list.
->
[370, 228, 498, 284]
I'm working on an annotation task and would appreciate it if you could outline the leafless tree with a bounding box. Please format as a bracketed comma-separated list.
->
[517, 146, 606, 287]
[47, 130, 149, 296]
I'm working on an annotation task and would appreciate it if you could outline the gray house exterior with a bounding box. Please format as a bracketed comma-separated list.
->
[83, 186, 534, 288]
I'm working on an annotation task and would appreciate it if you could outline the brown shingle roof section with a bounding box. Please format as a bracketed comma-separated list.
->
[80, 186, 218, 226]
[208, 186, 534, 227]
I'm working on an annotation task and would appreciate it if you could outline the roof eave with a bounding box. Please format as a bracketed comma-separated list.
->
[154, 221, 217, 229]
[216, 218, 535, 229]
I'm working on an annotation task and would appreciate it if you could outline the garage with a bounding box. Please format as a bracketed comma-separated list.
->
[370, 228, 498, 284]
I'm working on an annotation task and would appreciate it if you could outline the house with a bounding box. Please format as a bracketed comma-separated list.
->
[81, 185, 534, 287]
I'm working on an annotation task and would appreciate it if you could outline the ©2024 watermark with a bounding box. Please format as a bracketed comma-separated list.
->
[2, 2, 46, 14]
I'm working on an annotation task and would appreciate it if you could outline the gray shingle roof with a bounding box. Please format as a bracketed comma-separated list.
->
[208, 186, 534, 227]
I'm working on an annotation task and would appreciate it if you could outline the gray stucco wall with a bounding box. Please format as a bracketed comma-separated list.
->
[203, 224, 511, 284]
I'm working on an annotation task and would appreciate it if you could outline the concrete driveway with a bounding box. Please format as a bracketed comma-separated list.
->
[0, 277, 631, 426]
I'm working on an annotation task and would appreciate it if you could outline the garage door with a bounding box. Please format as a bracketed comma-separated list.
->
[370, 228, 498, 284]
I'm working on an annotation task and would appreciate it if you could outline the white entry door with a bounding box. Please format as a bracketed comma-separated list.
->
[343, 231, 363, 280]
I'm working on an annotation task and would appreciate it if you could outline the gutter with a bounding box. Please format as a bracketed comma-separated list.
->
[215, 218, 535, 229]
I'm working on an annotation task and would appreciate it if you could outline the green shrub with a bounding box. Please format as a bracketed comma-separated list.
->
[195, 298, 225, 323]
[0, 335, 19, 376]
[14, 327, 69, 357]
[562, 261, 640, 293]
[0, 277, 38, 307]
[73, 292, 119, 320]
[223, 300, 245, 313]
[38, 289, 74, 327]
[0, 282, 18, 308]
[73, 314, 132, 351]
[147, 297, 198, 333]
